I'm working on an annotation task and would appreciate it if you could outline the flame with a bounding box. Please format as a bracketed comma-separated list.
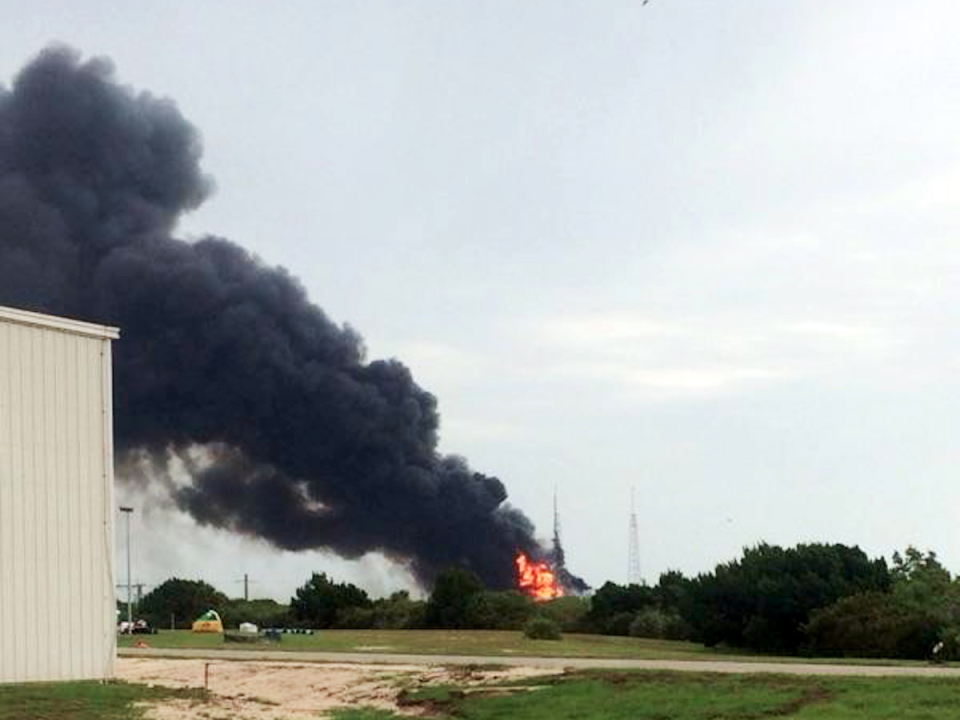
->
[515, 552, 564, 601]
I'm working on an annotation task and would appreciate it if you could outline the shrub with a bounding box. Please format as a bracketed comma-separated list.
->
[629, 608, 667, 638]
[605, 611, 637, 637]
[221, 599, 291, 630]
[587, 582, 657, 633]
[336, 606, 377, 629]
[524, 616, 562, 641]
[803, 592, 941, 659]
[538, 596, 590, 632]
[628, 608, 693, 640]
[662, 612, 693, 641]
[465, 591, 535, 630]
[369, 591, 427, 629]
[937, 625, 960, 662]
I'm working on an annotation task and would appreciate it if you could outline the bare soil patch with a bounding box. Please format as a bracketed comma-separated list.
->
[118, 656, 555, 719]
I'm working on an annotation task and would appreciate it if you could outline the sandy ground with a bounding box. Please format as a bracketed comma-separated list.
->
[118, 657, 555, 720]
[117, 649, 960, 719]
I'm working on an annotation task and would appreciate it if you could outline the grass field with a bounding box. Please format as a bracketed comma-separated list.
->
[330, 670, 960, 719]
[5, 670, 960, 718]
[117, 628, 938, 666]
[118, 628, 728, 659]
[0, 681, 203, 720]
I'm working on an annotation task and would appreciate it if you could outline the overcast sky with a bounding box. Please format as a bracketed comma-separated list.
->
[4, 0, 959, 601]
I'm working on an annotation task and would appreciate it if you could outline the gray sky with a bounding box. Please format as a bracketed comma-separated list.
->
[4, 0, 960, 601]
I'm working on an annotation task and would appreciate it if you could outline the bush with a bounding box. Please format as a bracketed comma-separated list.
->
[538, 596, 590, 632]
[524, 616, 562, 641]
[629, 608, 667, 638]
[663, 614, 693, 641]
[803, 592, 941, 659]
[336, 606, 377, 629]
[399, 601, 428, 630]
[628, 608, 693, 640]
[937, 625, 960, 662]
[465, 591, 535, 630]
[221, 599, 290, 630]
[369, 591, 427, 629]
[605, 611, 637, 637]
[587, 582, 657, 634]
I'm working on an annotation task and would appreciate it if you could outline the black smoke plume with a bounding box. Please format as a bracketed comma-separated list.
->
[0, 47, 582, 590]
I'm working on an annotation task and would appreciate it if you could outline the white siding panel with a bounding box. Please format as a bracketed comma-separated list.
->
[0, 309, 117, 683]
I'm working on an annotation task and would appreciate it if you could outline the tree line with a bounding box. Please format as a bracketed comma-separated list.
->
[135, 568, 583, 636]
[588, 543, 960, 660]
[133, 542, 960, 660]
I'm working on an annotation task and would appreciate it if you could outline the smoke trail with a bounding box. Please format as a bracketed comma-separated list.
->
[0, 46, 572, 589]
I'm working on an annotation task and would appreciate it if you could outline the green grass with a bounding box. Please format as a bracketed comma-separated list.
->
[0, 680, 204, 720]
[119, 628, 724, 659]
[7, 671, 960, 719]
[336, 671, 960, 719]
[117, 628, 945, 667]
[330, 711, 402, 720]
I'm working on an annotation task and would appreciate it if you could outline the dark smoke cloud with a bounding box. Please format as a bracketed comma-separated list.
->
[0, 46, 578, 590]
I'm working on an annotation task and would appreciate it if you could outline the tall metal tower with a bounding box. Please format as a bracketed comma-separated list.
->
[627, 487, 642, 585]
[552, 487, 565, 568]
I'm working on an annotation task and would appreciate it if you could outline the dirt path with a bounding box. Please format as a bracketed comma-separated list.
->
[119, 647, 960, 677]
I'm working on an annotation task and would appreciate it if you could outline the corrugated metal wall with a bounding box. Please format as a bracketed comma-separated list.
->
[0, 310, 117, 683]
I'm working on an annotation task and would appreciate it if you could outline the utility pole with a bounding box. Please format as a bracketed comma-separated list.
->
[236, 574, 255, 601]
[119, 506, 134, 629]
[627, 488, 641, 585]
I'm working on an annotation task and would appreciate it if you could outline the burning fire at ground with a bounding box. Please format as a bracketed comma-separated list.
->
[515, 552, 564, 601]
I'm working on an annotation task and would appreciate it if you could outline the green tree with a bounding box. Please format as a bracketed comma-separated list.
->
[803, 548, 960, 660]
[367, 591, 427, 629]
[424, 567, 484, 628]
[587, 582, 657, 635]
[138, 578, 228, 629]
[655, 570, 691, 613]
[683, 543, 890, 652]
[891, 547, 954, 611]
[290, 573, 370, 628]
[220, 598, 290, 630]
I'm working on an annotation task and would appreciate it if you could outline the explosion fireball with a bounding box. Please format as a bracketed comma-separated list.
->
[515, 552, 564, 601]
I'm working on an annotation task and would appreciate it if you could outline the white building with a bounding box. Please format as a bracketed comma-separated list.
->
[0, 305, 120, 684]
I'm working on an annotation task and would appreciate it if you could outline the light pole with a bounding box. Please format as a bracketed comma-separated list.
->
[119, 506, 134, 631]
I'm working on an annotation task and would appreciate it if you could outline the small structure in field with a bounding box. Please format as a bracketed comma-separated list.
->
[192, 610, 224, 633]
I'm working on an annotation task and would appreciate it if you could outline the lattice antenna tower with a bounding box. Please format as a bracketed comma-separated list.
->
[552, 486, 566, 568]
[627, 487, 642, 585]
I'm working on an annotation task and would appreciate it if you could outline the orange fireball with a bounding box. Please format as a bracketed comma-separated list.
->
[515, 552, 564, 601]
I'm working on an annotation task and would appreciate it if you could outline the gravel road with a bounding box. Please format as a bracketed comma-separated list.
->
[119, 647, 960, 677]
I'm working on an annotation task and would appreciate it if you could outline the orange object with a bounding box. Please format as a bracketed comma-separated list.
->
[515, 552, 564, 601]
